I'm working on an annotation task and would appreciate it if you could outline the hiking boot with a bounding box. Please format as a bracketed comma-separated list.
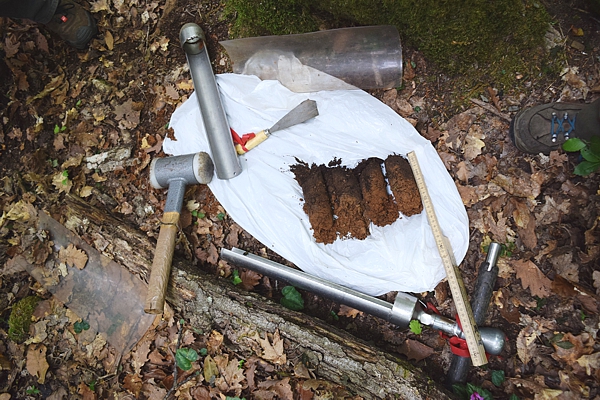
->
[45, 0, 97, 49]
[509, 102, 588, 154]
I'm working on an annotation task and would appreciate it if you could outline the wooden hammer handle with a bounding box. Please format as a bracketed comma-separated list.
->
[144, 211, 180, 314]
[235, 130, 269, 155]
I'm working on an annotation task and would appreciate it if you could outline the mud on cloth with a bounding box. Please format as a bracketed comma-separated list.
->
[164, 73, 469, 296]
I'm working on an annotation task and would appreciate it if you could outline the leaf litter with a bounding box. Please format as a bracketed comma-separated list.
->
[0, 0, 600, 399]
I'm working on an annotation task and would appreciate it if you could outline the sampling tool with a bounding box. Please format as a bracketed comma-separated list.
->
[406, 151, 488, 366]
[447, 242, 502, 385]
[233, 99, 319, 154]
[221, 248, 506, 356]
[145, 152, 214, 314]
[180, 23, 242, 180]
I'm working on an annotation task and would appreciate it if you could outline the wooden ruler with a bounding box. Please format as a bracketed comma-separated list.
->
[407, 151, 488, 366]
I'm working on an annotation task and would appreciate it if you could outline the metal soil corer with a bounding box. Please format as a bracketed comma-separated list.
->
[221, 247, 506, 356]
[179, 23, 242, 180]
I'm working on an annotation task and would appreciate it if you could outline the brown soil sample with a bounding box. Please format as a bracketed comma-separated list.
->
[384, 155, 423, 217]
[354, 157, 398, 226]
[291, 163, 337, 244]
[323, 166, 370, 240]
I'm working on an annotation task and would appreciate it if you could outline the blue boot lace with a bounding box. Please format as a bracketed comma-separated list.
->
[550, 112, 576, 143]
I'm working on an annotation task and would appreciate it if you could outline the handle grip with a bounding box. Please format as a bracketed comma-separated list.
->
[144, 211, 180, 314]
[235, 130, 269, 154]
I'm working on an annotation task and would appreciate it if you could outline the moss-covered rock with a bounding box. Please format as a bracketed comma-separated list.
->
[224, 0, 553, 89]
[8, 295, 40, 343]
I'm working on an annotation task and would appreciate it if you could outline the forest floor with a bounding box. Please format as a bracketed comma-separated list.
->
[1, 0, 600, 399]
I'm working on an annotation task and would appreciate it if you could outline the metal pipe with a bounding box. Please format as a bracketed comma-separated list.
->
[221, 247, 505, 355]
[447, 242, 502, 385]
[179, 23, 242, 180]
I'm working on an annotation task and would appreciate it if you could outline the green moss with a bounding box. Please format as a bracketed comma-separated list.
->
[224, 0, 556, 95]
[8, 295, 40, 343]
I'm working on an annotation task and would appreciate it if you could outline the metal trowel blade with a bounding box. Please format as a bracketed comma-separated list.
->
[269, 99, 319, 133]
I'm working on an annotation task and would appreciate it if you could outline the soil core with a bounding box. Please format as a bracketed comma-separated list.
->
[292, 155, 423, 244]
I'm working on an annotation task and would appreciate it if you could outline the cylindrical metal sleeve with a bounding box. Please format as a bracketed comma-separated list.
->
[180, 23, 242, 180]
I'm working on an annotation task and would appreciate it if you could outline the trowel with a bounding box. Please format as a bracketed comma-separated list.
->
[233, 99, 319, 154]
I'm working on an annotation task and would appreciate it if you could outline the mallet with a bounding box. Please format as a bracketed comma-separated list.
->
[144, 152, 214, 314]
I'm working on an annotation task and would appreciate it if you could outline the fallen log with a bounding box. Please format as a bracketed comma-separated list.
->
[55, 194, 452, 399]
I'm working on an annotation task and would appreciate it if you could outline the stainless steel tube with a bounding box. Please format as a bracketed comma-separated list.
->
[179, 23, 242, 180]
[221, 247, 506, 355]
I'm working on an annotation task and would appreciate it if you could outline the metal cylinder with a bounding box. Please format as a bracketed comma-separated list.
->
[179, 23, 242, 180]
[221, 247, 505, 356]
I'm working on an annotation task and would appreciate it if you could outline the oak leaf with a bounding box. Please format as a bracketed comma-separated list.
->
[255, 329, 286, 365]
[26, 343, 49, 383]
[338, 304, 363, 319]
[512, 259, 552, 297]
[58, 243, 88, 270]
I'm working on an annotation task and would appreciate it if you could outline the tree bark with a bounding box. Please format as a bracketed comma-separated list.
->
[55, 194, 452, 399]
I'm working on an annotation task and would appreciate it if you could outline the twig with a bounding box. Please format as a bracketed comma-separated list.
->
[469, 98, 512, 122]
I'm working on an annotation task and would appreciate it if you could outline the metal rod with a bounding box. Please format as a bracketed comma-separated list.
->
[179, 23, 242, 180]
[221, 248, 505, 355]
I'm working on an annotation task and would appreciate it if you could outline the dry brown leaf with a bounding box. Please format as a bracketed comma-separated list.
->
[131, 339, 151, 375]
[5, 34, 20, 58]
[215, 355, 245, 394]
[577, 352, 600, 376]
[203, 354, 219, 382]
[492, 169, 543, 199]
[52, 171, 72, 194]
[123, 374, 143, 398]
[207, 330, 224, 355]
[516, 325, 539, 365]
[338, 304, 363, 319]
[105, 30, 114, 50]
[58, 243, 88, 270]
[26, 343, 49, 384]
[256, 377, 294, 399]
[398, 339, 434, 362]
[552, 333, 592, 364]
[240, 269, 262, 291]
[463, 124, 485, 160]
[512, 259, 552, 297]
[255, 330, 286, 365]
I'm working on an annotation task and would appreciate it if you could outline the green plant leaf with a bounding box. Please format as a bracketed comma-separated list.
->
[562, 137, 586, 152]
[54, 124, 60, 134]
[231, 270, 242, 285]
[74, 320, 90, 333]
[555, 340, 574, 349]
[176, 348, 199, 371]
[580, 146, 600, 162]
[199, 347, 208, 356]
[452, 384, 469, 399]
[409, 319, 422, 335]
[509, 394, 520, 400]
[573, 160, 600, 176]
[491, 369, 505, 386]
[217, 212, 226, 220]
[280, 286, 304, 310]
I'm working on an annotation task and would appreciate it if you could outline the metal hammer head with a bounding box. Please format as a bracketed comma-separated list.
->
[150, 152, 214, 189]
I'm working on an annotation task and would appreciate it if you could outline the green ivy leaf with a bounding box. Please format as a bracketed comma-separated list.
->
[562, 137, 586, 152]
[509, 394, 520, 400]
[491, 369, 505, 386]
[280, 286, 304, 310]
[175, 348, 199, 371]
[573, 160, 600, 176]
[74, 320, 90, 333]
[409, 319, 422, 335]
[199, 347, 208, 356]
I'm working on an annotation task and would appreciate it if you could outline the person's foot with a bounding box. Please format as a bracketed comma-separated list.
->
[509, 102, 585, 154]
[45, 0, 97, 49]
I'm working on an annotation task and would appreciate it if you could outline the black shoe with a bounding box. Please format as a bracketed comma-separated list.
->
[45, 0, 97, 49]
[509, 102, 584, 154]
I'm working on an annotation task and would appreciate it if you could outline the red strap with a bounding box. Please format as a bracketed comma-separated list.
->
[231, 128, 255, 153]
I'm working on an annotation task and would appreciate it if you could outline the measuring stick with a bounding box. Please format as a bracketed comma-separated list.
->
[407, 151, 488, 366]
